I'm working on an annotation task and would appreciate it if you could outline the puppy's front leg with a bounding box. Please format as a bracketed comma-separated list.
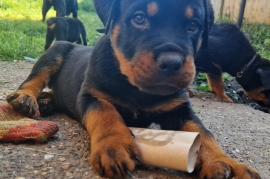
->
[83, 99, 140, 178]
[182, 119, 261, 179]
[6, 56, 63, 117]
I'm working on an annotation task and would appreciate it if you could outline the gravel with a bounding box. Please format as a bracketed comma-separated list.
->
[0, 61, 269, 179]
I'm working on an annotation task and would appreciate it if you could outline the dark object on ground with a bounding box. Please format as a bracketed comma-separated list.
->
[195, 23, 270, 108]
[44, 17, 87, 51]
[42, 0, 78, 21]
[4, 0, 261, 179]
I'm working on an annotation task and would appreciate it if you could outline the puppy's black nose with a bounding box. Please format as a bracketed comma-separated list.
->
[157, 52, 183, 76]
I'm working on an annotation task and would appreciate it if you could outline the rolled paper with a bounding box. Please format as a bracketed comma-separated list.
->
[129, 127, 201, 173]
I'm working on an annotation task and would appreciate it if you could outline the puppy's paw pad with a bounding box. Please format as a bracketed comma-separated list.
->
[6, 91, 39, 118]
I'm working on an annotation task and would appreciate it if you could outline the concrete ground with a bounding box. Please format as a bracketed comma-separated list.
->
[0, 61, 269, 179]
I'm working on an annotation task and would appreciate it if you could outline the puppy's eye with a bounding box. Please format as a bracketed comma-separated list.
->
[132, 13, 146, 26]
[188, 20, 199, 33]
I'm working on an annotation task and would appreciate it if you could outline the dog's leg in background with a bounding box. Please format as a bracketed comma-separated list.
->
[72, 1, 78, 19]
[206, 73, 233, 102]
[44, 27, 55, 51]
[76, 38, 82, 45]
[42, 0, 52, 21]
[52, 0, 66, 17]
[81, 99, 140, 178]
[5, 47, 66, 117]
[72, 10, 78, 19]
[80, 23, 87, 46]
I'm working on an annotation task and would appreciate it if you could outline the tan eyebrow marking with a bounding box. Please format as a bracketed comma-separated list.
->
[185, 7, 194, 19]
[147, 2, 158, 16]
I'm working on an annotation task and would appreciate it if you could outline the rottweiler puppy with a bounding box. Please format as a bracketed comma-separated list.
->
[6, 0, 261, 178]
[195, 23, 270, 107]
[44, 17, 87, 51]
[42, 0, 78, 21]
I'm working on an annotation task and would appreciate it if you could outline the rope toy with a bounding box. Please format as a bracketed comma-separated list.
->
[0, 103, 59, 142]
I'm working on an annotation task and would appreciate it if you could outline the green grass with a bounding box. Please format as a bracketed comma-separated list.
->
[242, 24, 270, 59]
[1, 0, 270, 61]
[0, 0, 103, 60]
[216, 16, 270, 59]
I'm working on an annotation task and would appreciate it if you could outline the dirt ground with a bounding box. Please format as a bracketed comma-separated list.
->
[0, 61, 269, 179]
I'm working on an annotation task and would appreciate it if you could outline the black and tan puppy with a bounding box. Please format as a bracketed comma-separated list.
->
[195, 23, 270, 107]
[6, 0, 260, 178]
[44, 17, 87, 51]
[42, 0, 78, 21]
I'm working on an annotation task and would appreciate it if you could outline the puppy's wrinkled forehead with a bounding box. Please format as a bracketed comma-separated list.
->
[120, 0, 204, 21]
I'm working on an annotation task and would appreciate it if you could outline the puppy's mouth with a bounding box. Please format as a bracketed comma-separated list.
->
[140, 85, 178, 96]
[131, 51, 195, 96]
[113, 49, 195, 96]
[111, 34, 195, 95]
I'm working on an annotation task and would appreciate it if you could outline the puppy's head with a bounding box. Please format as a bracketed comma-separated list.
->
[243, 58, 270, 107]
[106, 0, 214, 96]
[248, 66, 270, 108]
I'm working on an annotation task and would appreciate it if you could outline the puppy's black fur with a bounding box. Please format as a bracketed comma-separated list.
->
[196, 23, 270, 107]
[44, 17, 87, 51]
[42, 0, 78, 21]
[6, 1, 261, 179]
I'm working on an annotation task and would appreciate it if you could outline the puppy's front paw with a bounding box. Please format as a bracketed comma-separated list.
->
[6, 91, 39, 118]
[90, 132, 140, 178]
[199, 156, 261, 179]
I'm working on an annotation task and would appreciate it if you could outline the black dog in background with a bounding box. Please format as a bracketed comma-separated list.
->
[195, 23, 270, 107]
[44, 17, 87, 51]
[42, 0, 78, 21]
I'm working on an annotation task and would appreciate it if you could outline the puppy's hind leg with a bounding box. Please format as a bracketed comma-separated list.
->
[6, 45, 66, 117]
[44, 27, 55, 51]
[72, 2, 78, 19]
[37, 91, 55, 116]
[72, 10, 78, 19]
[76, 37, 82, 45]
[80, 23, 87, 46]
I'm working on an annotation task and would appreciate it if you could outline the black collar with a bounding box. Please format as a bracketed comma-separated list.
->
[236, 53, 257, 78]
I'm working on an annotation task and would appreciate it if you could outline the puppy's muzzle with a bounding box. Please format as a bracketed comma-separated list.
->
[154, 43, 186, 77]
[157, 52, 183, 77]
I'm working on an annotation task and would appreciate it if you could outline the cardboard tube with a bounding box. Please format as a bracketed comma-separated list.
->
[129, 127, 201, 173]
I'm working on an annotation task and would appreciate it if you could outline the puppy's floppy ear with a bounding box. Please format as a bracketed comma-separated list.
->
[105, 0, 120, 34]
[201, 0, 215, 49]
[93, 0, 113, 27]
[257, 68, 270, 90]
